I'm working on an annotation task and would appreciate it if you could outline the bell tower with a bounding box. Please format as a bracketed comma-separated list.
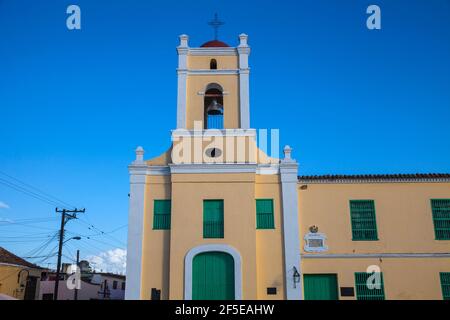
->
[175, 33, 250, 130]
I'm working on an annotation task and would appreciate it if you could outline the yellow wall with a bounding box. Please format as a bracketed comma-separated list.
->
[188, 56, 238, 70]
[298, 182, 450, 253]
[186, 75, 239, 129]
[141, 143, 286, 300]
[139, 172, 450, 300]
[0, 264, 40, 299]
[302, 258, 450, 300]
[172, 135, 277, 164]
[141, 175, 171, 300]
[255, 175, 285, 300]
[169, 173, 258, 299]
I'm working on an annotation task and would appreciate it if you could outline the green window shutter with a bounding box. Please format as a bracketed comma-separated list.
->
[431, 199, 450, 240]
[203, 200, 224, 238]
[256, 199, 275, 229]
[354, 272, 385, 300]
[350, 200, 378, 241]
[153, 200, 171, 230]
[441, 272, 450, 300]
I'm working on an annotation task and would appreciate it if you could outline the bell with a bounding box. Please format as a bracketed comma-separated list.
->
[206, 99, 223, 115]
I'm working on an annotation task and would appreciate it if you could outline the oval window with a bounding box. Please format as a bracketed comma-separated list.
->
[205, 147, 222, 158]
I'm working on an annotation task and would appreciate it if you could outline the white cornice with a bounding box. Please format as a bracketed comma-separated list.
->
[129, 162, 281, 175]
[171, 128, 257, 138]
[129, 165, 170, 176]
[169, 163, 257, 174]
[188, 47, 238, 56]
[256, 164, 280, 175]
[187, 69, 239, 75]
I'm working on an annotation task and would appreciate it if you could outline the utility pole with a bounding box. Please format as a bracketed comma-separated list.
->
[74, 249, 79, 301]
[54, 208, 85, 301]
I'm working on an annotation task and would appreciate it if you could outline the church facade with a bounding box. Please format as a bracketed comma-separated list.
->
[125, 34, 450, 300]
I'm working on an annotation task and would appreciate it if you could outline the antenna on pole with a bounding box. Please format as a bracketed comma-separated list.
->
[208, 13, 225, 40]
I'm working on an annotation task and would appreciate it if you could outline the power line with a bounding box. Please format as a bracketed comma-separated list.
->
[21, 232, 59, 258]
[75, 218, 127, 247]
[0, 221, 58, 231]
[0, 170, 77, 209]
[0, 178, 64, 207]
[0, 217, 59, 227]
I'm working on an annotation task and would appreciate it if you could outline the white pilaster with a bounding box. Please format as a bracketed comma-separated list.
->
[279, 145, 302, 300]
[237, 34, 250, 129]
[125, 147, 147, 300]
[177, 34, 189, 129]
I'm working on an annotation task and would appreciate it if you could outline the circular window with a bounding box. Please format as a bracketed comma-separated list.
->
[205, 147, 222, 158]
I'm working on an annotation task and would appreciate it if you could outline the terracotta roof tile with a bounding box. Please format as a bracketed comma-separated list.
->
[200, 40, 230, 47]
[298, 173, 450, 182]
[0, 247, 41, 269]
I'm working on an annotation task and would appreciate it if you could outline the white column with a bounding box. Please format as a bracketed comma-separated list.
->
[125, 147, 147, 300]
[177, 34, 189, 129]
[279, 145, 302, 300]
[237, 34, 250, 129]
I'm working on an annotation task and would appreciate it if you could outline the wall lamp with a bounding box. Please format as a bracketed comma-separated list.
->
[293, 266, 300, 288]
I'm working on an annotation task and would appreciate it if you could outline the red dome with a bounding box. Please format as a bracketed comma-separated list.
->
[200, 40, 230, 47]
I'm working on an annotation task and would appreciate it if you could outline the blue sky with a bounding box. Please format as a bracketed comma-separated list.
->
[0, 0, 449, 272]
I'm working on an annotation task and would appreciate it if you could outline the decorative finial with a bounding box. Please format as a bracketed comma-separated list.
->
[283, 145, 292, 160]
[134, 146, 144, 164]
[208, 13, 225, 40]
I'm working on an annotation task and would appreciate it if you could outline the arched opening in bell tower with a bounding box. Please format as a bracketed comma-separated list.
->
[204, 83, 224, 129]
[210, 59, 217, 70]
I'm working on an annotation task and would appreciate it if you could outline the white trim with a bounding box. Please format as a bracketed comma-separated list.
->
[129, 165, 170, 176]
[184, 244, 242, 300]
[256, 164, 280, 175]
[176, 38, 188, 128]
[176, 71, 187, 129]
[303, 233, 328, 253]
[170, 163, 257, 174]
[125, 166, 146, 300]
[198, 91, 230, 96]
[187, 69, 239, 75]
[301, 253, 450, 259]
[280, 158, 302, 300]
[171, 128, 257, 138]
[238, 38, 250, 129]
[188, 48, 238, 56]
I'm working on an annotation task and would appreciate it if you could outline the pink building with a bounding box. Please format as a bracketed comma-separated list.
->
[39, 272, 125, 300]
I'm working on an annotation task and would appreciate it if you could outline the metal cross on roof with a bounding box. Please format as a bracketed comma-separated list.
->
[208, 13, 225, 40]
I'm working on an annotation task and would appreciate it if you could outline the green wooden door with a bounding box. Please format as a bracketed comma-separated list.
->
[304, 274, 339, 300]
[192, 252, 234, 300]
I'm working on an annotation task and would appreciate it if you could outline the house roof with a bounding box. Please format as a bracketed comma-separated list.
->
[94, 272, 126, 280]
[298, 173, 450, 183]
[0, 247, 42, 269]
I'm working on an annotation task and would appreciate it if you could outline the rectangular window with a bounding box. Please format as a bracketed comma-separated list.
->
[121, 282, 126, 290]
[153, 200, 171, 230]
[350, 200, 378, 241]
[256, 199, 275, 229]
[431, 199, 450, 240]
[354, 272, 385, 300]
[113, 281, 118, 290]
[203, 200, 224, 238]
[441, 272, 450, 300]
